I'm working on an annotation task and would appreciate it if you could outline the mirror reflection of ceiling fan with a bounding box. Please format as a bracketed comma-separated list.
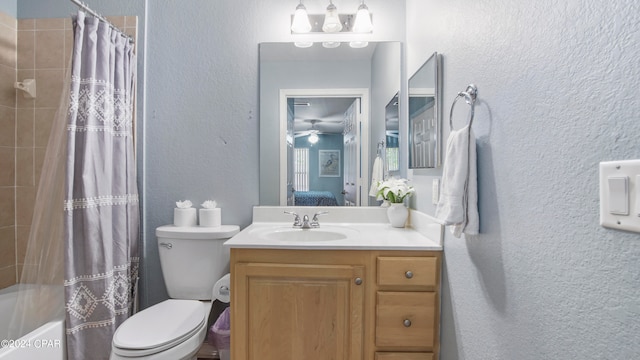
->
[294, 119, 342, 140]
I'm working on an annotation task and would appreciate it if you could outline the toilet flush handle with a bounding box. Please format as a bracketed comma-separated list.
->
[159, 242, 173, 249]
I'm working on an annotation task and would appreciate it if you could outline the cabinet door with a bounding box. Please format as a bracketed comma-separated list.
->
[233, 262, 365, 360]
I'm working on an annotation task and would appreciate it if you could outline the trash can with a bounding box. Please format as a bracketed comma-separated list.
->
[209, 307, 231, 360]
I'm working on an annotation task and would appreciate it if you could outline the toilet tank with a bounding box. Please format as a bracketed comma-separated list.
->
[156, 225, 239, 300]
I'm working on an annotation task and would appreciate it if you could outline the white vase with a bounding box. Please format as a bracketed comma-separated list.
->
[387, 203, 408, 228]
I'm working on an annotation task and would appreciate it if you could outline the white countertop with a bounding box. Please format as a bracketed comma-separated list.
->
[224, 206, 443, 251]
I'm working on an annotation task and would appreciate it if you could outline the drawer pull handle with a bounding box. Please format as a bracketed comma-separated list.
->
[403, 319, 412, 327]
[354, 277, 363, 285]
[405, 270, 414, 279]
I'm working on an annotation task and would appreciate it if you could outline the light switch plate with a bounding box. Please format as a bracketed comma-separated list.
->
[600, 160, 640, 233]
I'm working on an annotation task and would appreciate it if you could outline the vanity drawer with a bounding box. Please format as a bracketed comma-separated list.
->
[377, 256, 437, 289]
[375, 292, 436, 348]
[375, 352, 433, 360]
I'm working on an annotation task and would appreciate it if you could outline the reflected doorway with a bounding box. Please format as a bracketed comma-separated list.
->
[279, 89, 370, 206]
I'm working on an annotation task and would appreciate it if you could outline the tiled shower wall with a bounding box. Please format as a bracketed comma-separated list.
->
[0, 14, 136, 290]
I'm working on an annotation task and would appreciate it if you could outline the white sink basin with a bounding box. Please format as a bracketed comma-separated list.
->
[251, 226, 359, 242]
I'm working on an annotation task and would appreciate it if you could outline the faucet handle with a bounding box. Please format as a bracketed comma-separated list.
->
[312, 211, 329, 222]
[284, 211, 301, 226]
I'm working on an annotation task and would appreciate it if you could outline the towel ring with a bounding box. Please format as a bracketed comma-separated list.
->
[449, 84, 478, 131]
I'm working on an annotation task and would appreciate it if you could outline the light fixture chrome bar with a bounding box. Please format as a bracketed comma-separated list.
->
[69, 0, 134, 43]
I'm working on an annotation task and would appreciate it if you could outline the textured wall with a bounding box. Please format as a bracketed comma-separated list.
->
[406, 0, 640, 359]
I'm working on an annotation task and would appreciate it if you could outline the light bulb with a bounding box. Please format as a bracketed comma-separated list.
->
[308, 133, 319, 144]
[353, 3, 373, 33]
[291, 3, 311, 33]
[322, 2, 343, 33]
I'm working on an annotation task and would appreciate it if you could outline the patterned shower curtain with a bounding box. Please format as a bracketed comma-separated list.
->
[64, 11, 139, 359]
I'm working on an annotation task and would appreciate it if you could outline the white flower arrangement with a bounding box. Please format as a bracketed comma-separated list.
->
[375, 178, 415, 203]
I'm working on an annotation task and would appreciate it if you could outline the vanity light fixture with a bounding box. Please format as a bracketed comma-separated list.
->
[322, 1, 343, 33]
[352, 1, 373, 33]
[291, 1, 373, 48]
[291, 1, 312, 33]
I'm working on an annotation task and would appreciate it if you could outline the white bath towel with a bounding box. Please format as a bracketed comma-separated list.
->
[435, 125, 479, 237]
[369, 156, 384, 197]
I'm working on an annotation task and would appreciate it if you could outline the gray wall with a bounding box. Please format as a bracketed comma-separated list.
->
[0, 0, 15, 17]
[406, 0, 640, 359]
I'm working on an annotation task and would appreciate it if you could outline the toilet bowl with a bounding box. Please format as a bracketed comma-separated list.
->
[110, 225, 239, 360]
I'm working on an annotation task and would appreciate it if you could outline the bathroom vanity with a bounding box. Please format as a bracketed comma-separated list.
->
[226, 207, 443, 360]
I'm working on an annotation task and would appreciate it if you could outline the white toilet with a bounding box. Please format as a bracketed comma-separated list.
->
[110, 225, 239, 360]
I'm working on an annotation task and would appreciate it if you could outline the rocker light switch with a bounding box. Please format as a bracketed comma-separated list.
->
[599, 160, 640, 233]
[607, 176, 628, 215]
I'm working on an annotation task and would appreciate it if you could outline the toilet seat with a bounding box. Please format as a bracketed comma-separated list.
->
[112, 299, 207, 357]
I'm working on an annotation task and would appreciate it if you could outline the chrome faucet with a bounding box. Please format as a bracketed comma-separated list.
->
[284, 211, 329, 229]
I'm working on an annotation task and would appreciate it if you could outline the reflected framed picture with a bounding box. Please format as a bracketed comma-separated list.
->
[319, 150, 340, 177]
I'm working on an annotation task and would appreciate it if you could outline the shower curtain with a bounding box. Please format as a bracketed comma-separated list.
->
[64, 11, 139, 359]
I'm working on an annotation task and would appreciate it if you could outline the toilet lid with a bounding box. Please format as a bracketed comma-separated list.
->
[112, 299, 205, 352]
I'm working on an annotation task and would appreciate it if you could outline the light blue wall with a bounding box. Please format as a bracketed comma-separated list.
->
[0, 0, 16, 17]
[407, 0, 640, 359]
[295, 134, 345, 204]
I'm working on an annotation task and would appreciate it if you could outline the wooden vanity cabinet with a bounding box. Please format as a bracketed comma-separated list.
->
[230, 249, 441, 360]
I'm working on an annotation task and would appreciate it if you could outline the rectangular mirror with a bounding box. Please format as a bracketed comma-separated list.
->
[408, 52, 442, 168]
[259, 42, 402, 206]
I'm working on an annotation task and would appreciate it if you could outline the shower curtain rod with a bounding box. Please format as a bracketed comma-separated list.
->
[69, 0, 134, 43]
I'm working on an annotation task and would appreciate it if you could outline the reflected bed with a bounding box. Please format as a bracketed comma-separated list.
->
[294, 191, 339, 206]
